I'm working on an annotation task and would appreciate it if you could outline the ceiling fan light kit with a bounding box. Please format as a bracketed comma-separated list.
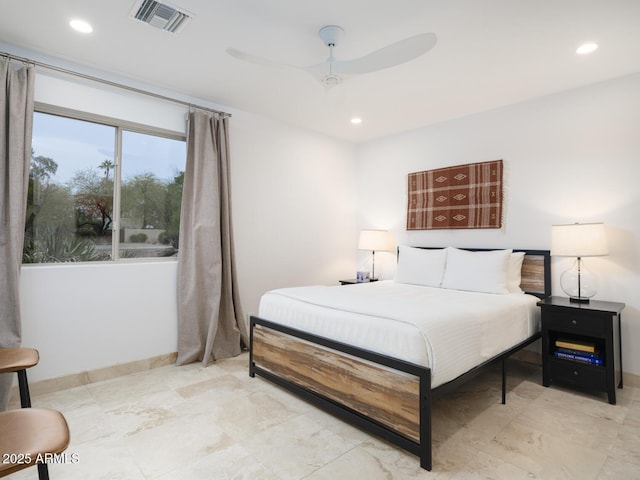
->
[227, 25, 437, 88]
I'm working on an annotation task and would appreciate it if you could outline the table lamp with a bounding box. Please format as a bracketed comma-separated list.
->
[551, 222, 608, 303]
[358, 229, 395, 281]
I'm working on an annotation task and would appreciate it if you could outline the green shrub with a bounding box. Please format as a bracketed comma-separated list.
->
[129, 233, 148, 243]
[158, 231, 179, 249]
[22, 226, 107, 263]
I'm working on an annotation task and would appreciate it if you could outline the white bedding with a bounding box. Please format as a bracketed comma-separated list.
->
[258, 280, 540, 388]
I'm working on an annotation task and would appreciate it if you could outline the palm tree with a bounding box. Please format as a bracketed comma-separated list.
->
[98, 159, 115, 179]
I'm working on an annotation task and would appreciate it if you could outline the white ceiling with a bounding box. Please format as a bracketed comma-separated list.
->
[1, 0, 639, 143]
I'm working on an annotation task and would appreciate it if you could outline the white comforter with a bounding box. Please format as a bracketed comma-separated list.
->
[258, 280, 540, 388]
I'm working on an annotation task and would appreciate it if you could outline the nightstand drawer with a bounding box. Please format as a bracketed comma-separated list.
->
[549, 358, 607, 389]
[546, 311, 607, 335]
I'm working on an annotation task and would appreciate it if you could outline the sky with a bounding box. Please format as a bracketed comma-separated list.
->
[31, 111, 186, 185]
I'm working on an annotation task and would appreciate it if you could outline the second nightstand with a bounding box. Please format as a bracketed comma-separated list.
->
[339, 278, 378, 285]
[538, 296, 625, 404]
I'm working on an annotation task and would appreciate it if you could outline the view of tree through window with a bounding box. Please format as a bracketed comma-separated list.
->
[24, 111, 186, 263]
[119, 130, 185, 258]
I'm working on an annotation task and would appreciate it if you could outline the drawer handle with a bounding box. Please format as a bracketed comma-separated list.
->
[572, 319, 577, 325]
[573, 370, 579, 376]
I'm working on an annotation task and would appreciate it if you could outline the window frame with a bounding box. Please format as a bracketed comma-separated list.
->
[28, 102, 187, 265]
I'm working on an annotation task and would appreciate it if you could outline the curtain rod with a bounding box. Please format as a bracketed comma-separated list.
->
[1, 51, 231, 118]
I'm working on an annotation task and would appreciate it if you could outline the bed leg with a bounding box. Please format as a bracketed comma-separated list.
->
[420, 371, 432, 471]
[501, 358, 506, 404]
[249, 316, 256, 378]
[420, 452, 432, 471]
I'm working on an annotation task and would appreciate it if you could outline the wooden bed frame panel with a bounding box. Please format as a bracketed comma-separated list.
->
[516, 250, 550, 296]
[249, 317, 432, 467]
[253, 323, 422, 442]
[249, 248, 550, 471]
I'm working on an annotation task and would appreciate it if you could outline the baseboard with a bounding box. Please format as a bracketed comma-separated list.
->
[11, 348, 640, 401]
[9, 352, 178, 401]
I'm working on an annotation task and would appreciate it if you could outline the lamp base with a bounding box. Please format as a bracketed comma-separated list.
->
[569, 296, 590, 304]
[560, 258, 598, 304]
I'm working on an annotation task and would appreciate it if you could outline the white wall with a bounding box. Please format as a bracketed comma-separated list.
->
[18, 66, 357, 382]
[230, 112, 357, 318]
[20, 262, 179, 381]
[356, 73, 640, 376]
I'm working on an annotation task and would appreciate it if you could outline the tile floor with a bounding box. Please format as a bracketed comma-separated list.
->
[7, 353, 640, 479]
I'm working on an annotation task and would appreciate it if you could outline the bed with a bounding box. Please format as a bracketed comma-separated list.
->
[249, 247, 551, 471]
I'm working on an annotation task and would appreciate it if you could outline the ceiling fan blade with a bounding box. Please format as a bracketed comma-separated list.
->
[229, 49, 340, 88]
[334, 32, 437, 75]
[226, 48, 295, 69]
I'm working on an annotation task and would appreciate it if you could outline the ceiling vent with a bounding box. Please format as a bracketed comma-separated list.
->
[130, 0, 192, 34]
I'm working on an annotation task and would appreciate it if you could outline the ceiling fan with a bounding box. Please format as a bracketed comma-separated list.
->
[226, 25, 437, 88]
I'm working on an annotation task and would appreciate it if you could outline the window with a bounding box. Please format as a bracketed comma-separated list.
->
[24, 108, 186, 263]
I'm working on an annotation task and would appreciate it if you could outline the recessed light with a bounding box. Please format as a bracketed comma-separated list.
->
[69, 18, 93, 34]
[350, 117, 362, 125]
[576, 43, 598, 55]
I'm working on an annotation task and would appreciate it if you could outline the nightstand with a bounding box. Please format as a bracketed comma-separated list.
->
[339, 279, 378, 285]
[538, 296, 625, 404]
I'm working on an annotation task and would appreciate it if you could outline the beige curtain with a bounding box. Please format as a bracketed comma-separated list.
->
[176, 111, 248, 366]
[0, 58, 35, 410]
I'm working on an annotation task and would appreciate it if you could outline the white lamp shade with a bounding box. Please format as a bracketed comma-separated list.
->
[551, 223, 608, 257]
[358, 230, 394, 251]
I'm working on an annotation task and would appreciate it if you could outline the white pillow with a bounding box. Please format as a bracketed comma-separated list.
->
[395, 246, 447, 287]
[508, 252, 525, 293]
[441, 247, 512, 294]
